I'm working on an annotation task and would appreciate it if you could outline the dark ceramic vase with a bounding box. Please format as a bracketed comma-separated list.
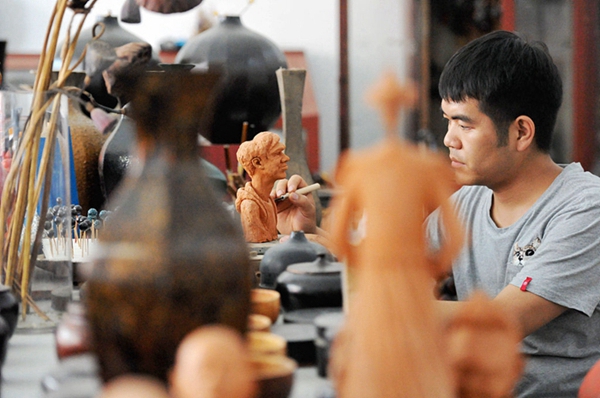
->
[55, 15, 160, 72]
[85, 71, 252, 383]
[175, 15, 287, 144]
[275, 252, 343, 312]
[98, 111, 136, 202]
[259, 231, 330, 289]
[0, 285, 18, 338]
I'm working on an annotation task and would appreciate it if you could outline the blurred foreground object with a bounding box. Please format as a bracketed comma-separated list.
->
[170, 325, 257, 398]
[98, 375, 169, 398]
[446, 291, 524, 398]
[328, 72, 463, 397]
[580, 359, 600, 398]
[85, 71, 252, 383]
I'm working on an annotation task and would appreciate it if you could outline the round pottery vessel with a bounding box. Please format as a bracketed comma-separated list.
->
[251, 288, 281, 324]
[259, 231, 331, 289]
[275, 252, 343, 312]
[247, 331, 287, 357]
[251, 354, 297, 398]
[248, 314, 272, 332]
[175, 15, 287, 144]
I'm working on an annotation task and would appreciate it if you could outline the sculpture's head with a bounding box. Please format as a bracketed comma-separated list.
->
[237, 131, 289, 180]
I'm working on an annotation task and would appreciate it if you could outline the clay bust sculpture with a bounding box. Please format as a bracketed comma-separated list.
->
[236, 131, 290, 243]
[328, 72, 464, 398]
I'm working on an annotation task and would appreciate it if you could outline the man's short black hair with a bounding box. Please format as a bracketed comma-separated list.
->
[439, 30, 563, 151]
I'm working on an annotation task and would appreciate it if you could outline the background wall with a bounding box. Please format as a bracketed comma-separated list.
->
[0, 0, 415, 174]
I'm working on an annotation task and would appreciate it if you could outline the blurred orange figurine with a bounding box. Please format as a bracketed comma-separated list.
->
[170, 325, 257, 398]
[328, 71, 464, 398]
[98, 375, 170, 398]
[236, 131, 290, 243]
[446, 291, 524, 398]
[579, 359, 600, 398]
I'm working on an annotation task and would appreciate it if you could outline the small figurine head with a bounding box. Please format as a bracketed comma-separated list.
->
[237, 131, 289, 180]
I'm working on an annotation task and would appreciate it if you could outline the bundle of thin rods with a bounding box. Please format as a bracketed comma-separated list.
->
[0, 0, 98, 319]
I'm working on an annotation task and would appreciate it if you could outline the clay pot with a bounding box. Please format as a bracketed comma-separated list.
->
[275, 252, 343, 312]
[247, 331, 287, 357]
[248, 314, 272, 332]
[98, 111, 136, 201]
[175, 15, 287, 144]
[251, 288, 281, 324]
[251, 355, 297, 398]
[259, 231, 330, 289]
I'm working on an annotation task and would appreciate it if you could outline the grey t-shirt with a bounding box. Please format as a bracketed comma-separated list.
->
[429, 163, 600, 397]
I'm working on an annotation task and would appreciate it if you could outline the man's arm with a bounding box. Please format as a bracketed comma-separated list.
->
[437, 285, 567, 338]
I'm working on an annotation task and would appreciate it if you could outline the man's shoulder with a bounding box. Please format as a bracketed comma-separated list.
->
[560, 163, 600, 186]
[554, 163, 600, 201]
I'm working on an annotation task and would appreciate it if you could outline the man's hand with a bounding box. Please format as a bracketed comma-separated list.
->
[272, 175, 317, 235]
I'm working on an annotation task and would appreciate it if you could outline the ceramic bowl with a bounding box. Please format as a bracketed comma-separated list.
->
[251, 354, 297, 398]
[248, 314, 272, 332]
[247, 331, 287, 357]
[251, 289, 281, 323]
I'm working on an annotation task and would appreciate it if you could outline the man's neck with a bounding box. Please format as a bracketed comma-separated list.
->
[490, 155, 562, 228]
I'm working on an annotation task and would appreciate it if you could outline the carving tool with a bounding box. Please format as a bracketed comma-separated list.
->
[275, 183, 321, 203]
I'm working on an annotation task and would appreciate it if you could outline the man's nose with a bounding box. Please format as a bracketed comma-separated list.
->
[443, 126, 460, 149]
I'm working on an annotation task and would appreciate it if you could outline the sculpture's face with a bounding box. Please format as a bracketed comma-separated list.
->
[265, 141, 289, 180]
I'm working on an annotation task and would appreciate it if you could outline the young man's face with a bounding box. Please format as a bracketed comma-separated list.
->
[442, 98, 516, 188]
[264, 141, 289, 180]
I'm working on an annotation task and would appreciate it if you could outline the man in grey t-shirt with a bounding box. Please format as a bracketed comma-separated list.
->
[429, 31, 600, 397]
[430, 163, 600, 396]
[274, 31, 600, 397]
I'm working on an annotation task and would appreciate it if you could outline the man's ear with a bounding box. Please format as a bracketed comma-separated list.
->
[513, 115, 535, 152]
[251, 157, 263, 169]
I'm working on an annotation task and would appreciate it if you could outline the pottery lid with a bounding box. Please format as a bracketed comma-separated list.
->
[286, 253, 343, 275]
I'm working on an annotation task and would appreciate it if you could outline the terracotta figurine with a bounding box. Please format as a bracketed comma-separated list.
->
[96, 325, 256, 398]
[445, 291, 524, 398]
[328, 72, 464, 398]
[97, 375, 170, 398]
[170, 325, 257, 398]
[236, 131, 290, 243]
